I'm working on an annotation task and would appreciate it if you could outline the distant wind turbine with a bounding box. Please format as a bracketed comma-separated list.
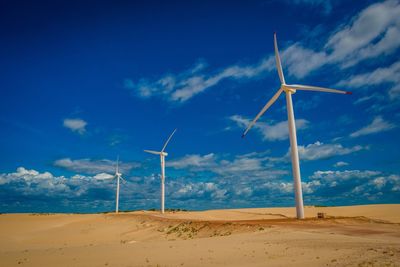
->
[242, 33, 352, 219]
[144, 129, 177, 214]
[114, 156, 125, 214]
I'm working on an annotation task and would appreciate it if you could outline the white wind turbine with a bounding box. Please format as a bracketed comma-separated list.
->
[114, 156, 125, 214]
[242, 33, 352, 219]
[144, 129, 177, 214]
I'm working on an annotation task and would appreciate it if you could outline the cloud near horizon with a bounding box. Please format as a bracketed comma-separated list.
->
[1, 164, 399, 212]
[54, 158, 140, 175]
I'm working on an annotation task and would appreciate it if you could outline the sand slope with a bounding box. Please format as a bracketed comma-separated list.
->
[1, 204, 400, 266]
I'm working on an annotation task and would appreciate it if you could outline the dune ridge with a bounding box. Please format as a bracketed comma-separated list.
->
[1, 204, 399, 266]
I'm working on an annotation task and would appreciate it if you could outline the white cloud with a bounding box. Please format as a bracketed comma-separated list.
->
[63, 118, 87, 134]
[294, 141, 364, 161]
[389, 175, 400, 191]
[168, 152, 288, 179]
[311, 170, 381, 181]
[325, 0, 400, 67]
[168, 153, 216, 169]
[262, 181, 294, 194]
[349, 173, 400, 196]
[172, 182, 228, 200]
[287, 0, 332, 14]
[123, 1, 400, 104]
[282, 44, 327, 78]
[125, 57, 274, 103]
[94, 173, 115, 180]
[279, 0, 400, 77]
[389, 84, 400, 99]
[302, 180, 322, 194]
[229, 115, 309, 141]
[0, 167, 69, 195]
[353, 93, 385, 105]
[337, 61, 400, 88]
[337, 61, 400, 100]
[350, 116, 396, 137]
[372, 177, 386, 189]
[334, 161, 349, 167]
[54, 158, 139, 175]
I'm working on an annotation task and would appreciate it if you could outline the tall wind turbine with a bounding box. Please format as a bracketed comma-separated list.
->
[242, 33, 352, 219]
[144, 129, 177, 214]
[114, 156, 125, 214]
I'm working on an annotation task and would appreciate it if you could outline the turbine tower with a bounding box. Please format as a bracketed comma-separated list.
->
[144, 129, 177, 214]
[242, 33, 352, 219]
[114, 156, 125, 214]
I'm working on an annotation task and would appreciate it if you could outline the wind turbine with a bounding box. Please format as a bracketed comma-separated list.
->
[114, 156, 125, 214]
[242, 33, 352, 219]
[144, 129, 177, 214]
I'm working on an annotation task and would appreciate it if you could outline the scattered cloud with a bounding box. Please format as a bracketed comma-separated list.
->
[353, 93, 385, 105]
[123, 1, 400, 103]
[229, 115, 309, 141]
[282, 44, 327, 78]
[275, 0, 400, 78]
[124, 57, 274, 103]
[0, 167, 69, 196]
[54, 158, 140, 175]
[172, 182, 228, 200]
[63, 118, 87, 135]
[334, 161, 349, 167]
[325, 0, 400, 67]
[295, 141, 365, 161]
[168, 153, 216, 169]
[307, 169, 400, 201]
[285, 0, 333, 14]
[337, 61, 400, 99]
[94, 173, 115, 180]
[1, 165, 400, 213]
[168, 152, 288, 180]
[350, 116, 396, 137]
[311, 170, 381, 182]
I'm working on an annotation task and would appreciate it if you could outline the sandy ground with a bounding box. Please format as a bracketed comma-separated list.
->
[1, 204, 400, 267]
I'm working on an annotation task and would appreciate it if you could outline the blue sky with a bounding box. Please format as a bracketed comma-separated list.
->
[1, 0, 399, 213]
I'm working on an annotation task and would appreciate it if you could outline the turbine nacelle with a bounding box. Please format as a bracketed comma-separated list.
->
[143, 150, 168, 157]
[281, 85, 296, 94]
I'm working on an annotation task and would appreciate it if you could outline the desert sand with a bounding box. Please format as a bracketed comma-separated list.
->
[1, 204, 399, 267]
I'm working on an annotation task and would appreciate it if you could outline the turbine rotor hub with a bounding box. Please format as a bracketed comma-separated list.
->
[281, 85, 296, 94]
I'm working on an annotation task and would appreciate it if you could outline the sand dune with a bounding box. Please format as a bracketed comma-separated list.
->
[157, 204, 400, 222]
[1, 204, 399, 266]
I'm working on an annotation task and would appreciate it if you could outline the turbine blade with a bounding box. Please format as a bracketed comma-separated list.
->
[144, 150, 162, 155]
[274, 33, 286, 85]
[242, 88, 283, 138]
[288, 84, 352, 95]
[116, 155, 119, 174]
[161, 128, 177, 152]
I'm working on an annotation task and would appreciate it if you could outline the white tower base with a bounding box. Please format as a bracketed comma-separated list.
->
[285, 91, 305, 219]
